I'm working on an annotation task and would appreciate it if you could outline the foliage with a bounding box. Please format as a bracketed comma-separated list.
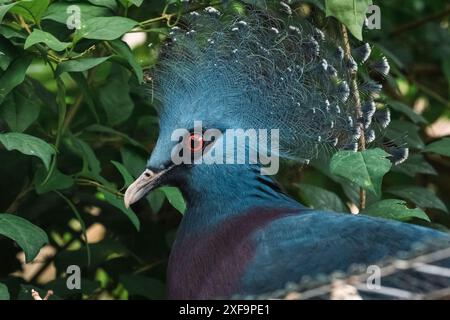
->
[0, 0, 449, 299]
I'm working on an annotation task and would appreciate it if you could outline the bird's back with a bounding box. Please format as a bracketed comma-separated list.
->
[167, 206, 449, 299]
[241, 211, 449, 296]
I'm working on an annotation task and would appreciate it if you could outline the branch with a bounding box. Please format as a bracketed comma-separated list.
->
[390, 6, 450, 37]
[31, 289, 54, 300]
[5, 181, 33, 213]
[341, 24, 366, 210]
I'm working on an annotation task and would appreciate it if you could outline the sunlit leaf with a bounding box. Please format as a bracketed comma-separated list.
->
[74, 16, 137, 41]
[24, 29, 71, 51]
[43, 3, 112, 24]
[55, 56, 111, 77]
[10, 0, 50, 23]
[330, 148, 391, 197]
[325, 0, 372, 40]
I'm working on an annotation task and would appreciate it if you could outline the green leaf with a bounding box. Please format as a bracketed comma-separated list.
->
[0, 2, 19, 24]
[391, 154, 437, 177]
[55, 56, 111, 77]
[119, 274, 164, 299]
[386, 120, 425, 149]
[0, 55, 32, 104]
[10, 0, 50, 24]
[240, 0, 268, 9]
[68, 72, 99, 121]
[24, 29, 71, 51]
[0, 132, 55, 170]
[98, 68, 134, 125]
[55, 239, 127, 269]
[363, 199, 430, 222]
[0, 25, 27, 40]
[111, 160, 135, 188]
[0, 283, 9, 300]
[0, 213, 49, 263]
[74, 16, 137, 41]
[103, 191, 140, 230]
[0, 39, 15, 71]
[424, 138, 450, 157]
[120, 146, 146, 178]
[65, 136, 103, 181]
[43, 3, 113, 24]
[34, 166, 74, 194]
[330, 148, 391, 197]
[386, 186, 448, 213]
[160, 186, 186, 214]
[85, 124, 147, 151]
[109, 39, 143, 83]
[88, 0, 118, 10]
[0, 83, 41, 132]
[147, 189, 165, 214]
[295, 183, 347, 212]
[325, 0, 372, 40]
[387, 100, 427, 124]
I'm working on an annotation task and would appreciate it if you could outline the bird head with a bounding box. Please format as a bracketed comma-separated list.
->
[124, 6, 392, 208]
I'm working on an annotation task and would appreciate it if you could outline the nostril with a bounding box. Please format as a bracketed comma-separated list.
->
[144, 172, 151, 177]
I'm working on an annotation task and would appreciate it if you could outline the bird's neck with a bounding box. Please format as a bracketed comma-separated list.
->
[175, 164, 302, 237]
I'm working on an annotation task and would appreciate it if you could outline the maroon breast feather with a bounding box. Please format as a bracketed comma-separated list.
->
[167, 207, 299, 299]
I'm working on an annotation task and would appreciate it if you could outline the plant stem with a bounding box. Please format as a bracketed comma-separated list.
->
[76, 178, 124, 197]
[5, 181, 33, 213]
[391, 5, 450, 37]
[341, 24, 366, 210]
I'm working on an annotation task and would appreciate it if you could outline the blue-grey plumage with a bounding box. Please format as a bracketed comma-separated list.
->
[123, 6, 450, 299]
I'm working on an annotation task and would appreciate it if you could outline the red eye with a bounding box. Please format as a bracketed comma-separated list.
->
[187, 133, 204, 152]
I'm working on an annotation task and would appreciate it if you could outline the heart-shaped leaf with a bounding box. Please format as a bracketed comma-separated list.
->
[330, 148, 391, 197]
[325, 0, 372, 40]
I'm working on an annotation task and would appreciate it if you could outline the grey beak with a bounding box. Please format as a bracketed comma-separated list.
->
[124, 167, 170, 208]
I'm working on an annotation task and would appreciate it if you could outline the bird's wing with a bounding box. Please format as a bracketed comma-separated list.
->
[240, 211, 449, 295]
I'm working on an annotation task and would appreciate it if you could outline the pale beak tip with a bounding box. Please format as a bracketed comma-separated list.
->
[123, 192, 133, 209]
